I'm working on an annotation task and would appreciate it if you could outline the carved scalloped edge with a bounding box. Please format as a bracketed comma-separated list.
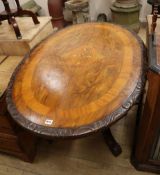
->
[6, 23, 146, 138]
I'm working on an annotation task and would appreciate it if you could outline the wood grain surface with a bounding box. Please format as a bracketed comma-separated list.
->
[7, 23, 145, 137]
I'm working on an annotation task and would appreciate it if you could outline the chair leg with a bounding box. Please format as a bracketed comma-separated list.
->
[7, 18, 11, 24]
[9, 16, 22, 39]
[17, 9, 40, 24]
[102, 128, 122, 157]
[0, 15, 2, 25]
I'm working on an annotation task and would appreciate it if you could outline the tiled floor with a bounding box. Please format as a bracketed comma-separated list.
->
[0, 26, 158, 175]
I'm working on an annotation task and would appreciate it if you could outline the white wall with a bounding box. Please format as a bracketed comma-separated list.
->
[90, 0, 114, 21]
[34, 0, 49, 15]
[0, 0, 15, 12]
[0, 0, 152, 22]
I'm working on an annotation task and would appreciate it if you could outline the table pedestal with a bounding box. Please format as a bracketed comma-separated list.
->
[103, 129, 122, 157]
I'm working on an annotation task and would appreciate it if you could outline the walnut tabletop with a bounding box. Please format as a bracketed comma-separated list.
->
[7, 23, 145, 138]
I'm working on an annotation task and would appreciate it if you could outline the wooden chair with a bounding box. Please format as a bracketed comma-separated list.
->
[0, 0, 40, 39]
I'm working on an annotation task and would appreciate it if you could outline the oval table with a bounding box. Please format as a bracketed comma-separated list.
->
[7, 23, 145, 157]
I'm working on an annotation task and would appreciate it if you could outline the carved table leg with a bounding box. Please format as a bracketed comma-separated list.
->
[102, 128, 122, 157]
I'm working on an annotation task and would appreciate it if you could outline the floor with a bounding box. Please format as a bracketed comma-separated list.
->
[0, 27, 158, 175]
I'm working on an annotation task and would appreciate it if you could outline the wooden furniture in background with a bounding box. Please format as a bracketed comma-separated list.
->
[0, 17, 52, 56]
[0, 0, 39, 39]
[131, 15, 160, 174]
[0, 17, 54, 162]
[148, 0, 160, 14]
[48, 0, 67, 29]
[151, 0, 159, 33]
[7, 23, 145, 157]
[0, 56, 37, 162]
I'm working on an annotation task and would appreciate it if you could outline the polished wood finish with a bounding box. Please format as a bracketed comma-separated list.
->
[131, 16, 160, 174]
[48, 0, 67, 29]
[132, 73, 160, 173]
[0, 93, 37, 162]
[0, 55, 37, 162]
[7, 23, 145, 138]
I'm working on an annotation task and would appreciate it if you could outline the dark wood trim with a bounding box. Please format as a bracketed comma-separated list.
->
[0, 92, 7, 115]
[131, 156, 160, 174]
[131, 17, 160, 173]
[131, 71, 160, 174]
[0, 92, 38, 162]
[0, 56, 8, 65]
[6, 23, 146, 138]
[135, 71, 160, 162]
